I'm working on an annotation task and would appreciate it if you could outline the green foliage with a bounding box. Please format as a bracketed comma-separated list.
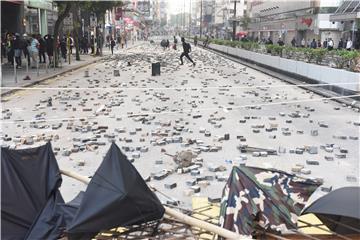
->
[81, 1, 123, 19]
[333, 50, 360, 70]
[265, 45, 283, 56]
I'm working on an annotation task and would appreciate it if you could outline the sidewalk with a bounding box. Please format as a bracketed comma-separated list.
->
[1, 41, 145, 96]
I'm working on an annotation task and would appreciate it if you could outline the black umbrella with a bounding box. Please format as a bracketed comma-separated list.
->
[302, 187, 360, 235]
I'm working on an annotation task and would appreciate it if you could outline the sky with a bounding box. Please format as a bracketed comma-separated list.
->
[166, 0, 192, 15]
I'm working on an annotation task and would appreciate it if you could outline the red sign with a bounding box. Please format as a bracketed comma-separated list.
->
[301, 17, 312, 27]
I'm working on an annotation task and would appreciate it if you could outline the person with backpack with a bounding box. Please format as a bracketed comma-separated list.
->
[180, 37, 195, 66]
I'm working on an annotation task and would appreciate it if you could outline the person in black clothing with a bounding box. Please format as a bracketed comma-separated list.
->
[291, 37, 296, 47]
[180, 37, 195, 66]
[44, 34, 54, 66]
[90, 35, 95, 54]
[173, 36, 178, 50]
[60, 36, 67, 62]
[266, 37, 273, 45]
[323, 39, 328, 49]
[194, 35, 198, 46]
[38, 34, 46, 63]
[277, 38, 284, 46]
[110, 38, 115, 55]
[337, 38, 344, 50]
[13, 33, 22, 68]
[310, 39, 317, 49]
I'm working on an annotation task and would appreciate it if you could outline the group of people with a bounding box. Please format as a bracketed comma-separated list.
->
[1, 33, 56, 69]
[293, 37, 353, 50]
[1, 32, 106, 70]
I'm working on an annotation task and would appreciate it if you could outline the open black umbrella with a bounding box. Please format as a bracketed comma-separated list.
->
[302, 187, 360, 235]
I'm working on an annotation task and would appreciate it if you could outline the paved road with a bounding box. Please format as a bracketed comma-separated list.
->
[1, 42, 359, 207]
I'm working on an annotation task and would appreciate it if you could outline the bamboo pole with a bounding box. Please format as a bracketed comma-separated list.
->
[59, 169, 245, 240]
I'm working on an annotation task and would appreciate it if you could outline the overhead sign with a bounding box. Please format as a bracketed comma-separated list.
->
[24, 0, 53, 10]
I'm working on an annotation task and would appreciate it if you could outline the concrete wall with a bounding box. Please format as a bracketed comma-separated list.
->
[205, 43, 360, 92]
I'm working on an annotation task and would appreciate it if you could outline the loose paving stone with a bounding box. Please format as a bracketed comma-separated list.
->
[2, 42, 359, 208]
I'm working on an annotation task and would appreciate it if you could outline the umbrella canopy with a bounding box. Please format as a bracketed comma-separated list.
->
[302, 187, 360, 235]
[220, 166, 321, 235]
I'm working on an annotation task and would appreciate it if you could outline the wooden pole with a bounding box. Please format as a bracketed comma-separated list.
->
[297, 219, 351, 240]
[60, 169, 245, 240]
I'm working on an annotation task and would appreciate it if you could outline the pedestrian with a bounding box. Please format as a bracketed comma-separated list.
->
[7, 33, 14, 65]
[327, 38, 334, 50]
[90, 35, 95, 54]
[301, 38, 305, 47]
[173, 36, 178, 50]
[166, 39, 170, 49]
[266, 37, 273, 45]
[310, 39, 317, 49]
[22, 34, 31, 67]
[44, 34, 54, 66]
[291, 37, 296, 47]
[194, 35, 198, 46]
[69, 35, 74, 54]
[277, 37, 284, 46]
[38, 34, 46, 63]
[30, 34, 39, 68]
[180, 37, 195, 66]
[110, 38, 115, 55]
[346, 38, 352, 50]
[338, 38, 344, 50]
[307, 39, 311, 48]
[60, 36, 67, 62]
[323, 38, 328, 49]
[121, 35, 125, 49]
[13, 33, 22, 69]
[317, 39, 322, 48]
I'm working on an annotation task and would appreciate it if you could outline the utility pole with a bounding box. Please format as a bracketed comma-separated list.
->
[189, 0, 191, 36]
[232, 0, 237, 41]
[200, 0, 203, 38]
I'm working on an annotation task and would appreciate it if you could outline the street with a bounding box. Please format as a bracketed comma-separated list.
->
[1, 42, 359, 207]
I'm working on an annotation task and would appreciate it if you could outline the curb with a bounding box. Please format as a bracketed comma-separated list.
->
[197, 43, 360, 109]
[1, 57, 101, 97]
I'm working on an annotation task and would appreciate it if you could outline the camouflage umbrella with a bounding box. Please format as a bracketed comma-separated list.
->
[219, 166, 321, 236]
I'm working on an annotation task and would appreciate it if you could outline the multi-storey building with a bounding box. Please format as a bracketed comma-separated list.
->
[247, 0, 345, 46]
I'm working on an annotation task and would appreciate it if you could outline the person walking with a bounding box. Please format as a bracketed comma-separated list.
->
[30, 34, 39, 68]
[110, 38, 115, 55]
[277, 37, 284, 46]
[173, 35, 178, 50]
[291, 37, 296, 47]
[323, 38, 328, 49]
[317, 39, 322, 48]
[338, 38, 344, 50]
[194, 35, 198, 46]
[60, 36, 67, 62]
[6, 33, 14, 65]
[310, 39, 317, 49]
[44, 34, 54, 66]
[301, 38, 305, 47]
[327, 38, 334, 50]
[180, 37, 195, 66]
[38, 34, 46, 63]
[346, 38, 352, 50]
[13, 33, 22, 69]
[90, 35, 95, 54]
[22, 34, 31, 67]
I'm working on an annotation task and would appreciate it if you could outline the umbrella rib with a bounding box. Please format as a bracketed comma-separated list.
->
[315, 215, 360, 234]
[297, 219, 352, 240]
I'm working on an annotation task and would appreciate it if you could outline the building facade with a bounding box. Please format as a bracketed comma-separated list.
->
[247, 0, 344, 46]
[1, 0, 57, 36]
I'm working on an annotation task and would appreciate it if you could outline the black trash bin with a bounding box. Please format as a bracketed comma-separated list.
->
[152, 62, 160, 76]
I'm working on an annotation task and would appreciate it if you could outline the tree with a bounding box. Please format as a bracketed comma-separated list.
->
[72, 1, 81, 61]
[80, 1, 123, 55]
[53, 1, 72, 67]
[239, 14, 251, 31]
